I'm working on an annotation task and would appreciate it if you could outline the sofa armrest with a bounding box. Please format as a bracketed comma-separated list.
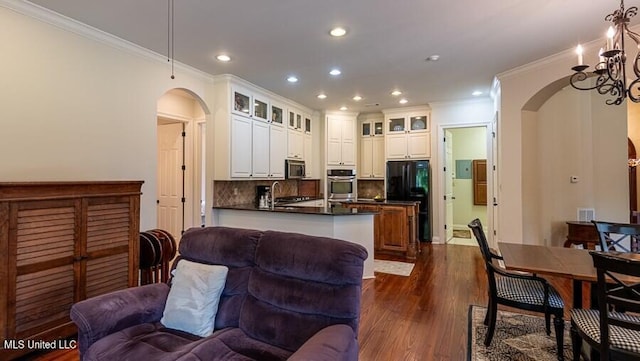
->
[287, 324, 358, 361]
[70, 283, 170, 358]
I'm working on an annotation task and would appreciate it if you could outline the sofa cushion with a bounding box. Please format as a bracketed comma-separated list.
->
[161, 260, 228, 337]
[84, 324, 292, 361]
[176, 226, 261, 330]
[240, 230, 367, 352]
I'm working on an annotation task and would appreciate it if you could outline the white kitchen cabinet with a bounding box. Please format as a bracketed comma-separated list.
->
[231, 113, 287, 179]
[361, 137, 385, 178]
[213, 76, 314, 180]
[270, 125, 287, 178]
[288, 128, 303, 159]
[384, 109, 430, 159]
[231, 115, 253, 177]
[287, 108, 304, 159]
[327, 114, 356, 166]
[304, 132, 313, 178]
[359, 116, 385, 178]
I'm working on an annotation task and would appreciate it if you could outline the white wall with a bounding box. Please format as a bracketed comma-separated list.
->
[0, 4, 212, 230]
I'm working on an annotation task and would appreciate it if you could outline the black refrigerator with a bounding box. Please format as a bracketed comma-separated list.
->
[386, 160, 431, 242]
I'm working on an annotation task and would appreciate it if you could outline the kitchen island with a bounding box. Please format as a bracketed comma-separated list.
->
[211, 204, 376, 278]
[342, 200, 420, 260]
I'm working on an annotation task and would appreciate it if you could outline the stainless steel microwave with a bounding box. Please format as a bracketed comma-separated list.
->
[285, 159, 306, 179]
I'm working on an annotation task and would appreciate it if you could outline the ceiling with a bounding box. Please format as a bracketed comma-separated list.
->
[26, 0, 638, 113]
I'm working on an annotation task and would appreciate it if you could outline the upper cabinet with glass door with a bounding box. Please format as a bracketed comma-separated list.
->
[231, 85, 270, 122]
[232, 86, 252, 117]
[270, 101, 285, 127]
[253, 94, 269, 122]
[385, 112, 429, 134]
[362, 119, 384, 137]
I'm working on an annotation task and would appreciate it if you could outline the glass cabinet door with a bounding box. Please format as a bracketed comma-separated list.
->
[254, 98, 268, 121]
[305, 117, 311, 133]
[234, 90, 251, 115]
[410, 115, 428, 131]
[388, 117, 405, 132]
[296, 114, 302, 129]
[289, 111, 295, 128]
[272, 105, 283, 125]
[362, 122, 371, 136]
[374, 121, 383, 135]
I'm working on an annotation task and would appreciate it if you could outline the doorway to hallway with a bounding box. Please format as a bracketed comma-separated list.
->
[443, 126, 489, 246]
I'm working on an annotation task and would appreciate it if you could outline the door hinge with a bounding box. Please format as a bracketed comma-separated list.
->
[444, 224, 448, 230]
[444, 195, 447, 200]
[493, 165, 496, 171]
[181, 197, 186, 203]
[443, 137, 446, 142]
[443, 166, 446, 172]
[181, 131, 186, 137]
[492, 131, 496, 138]
[493, 229, 497, 236]
[181, 165, 186, 171]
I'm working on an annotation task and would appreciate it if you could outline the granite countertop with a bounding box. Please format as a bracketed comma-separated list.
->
[349, 199, 420, 206]
[212, 203, 377, 216]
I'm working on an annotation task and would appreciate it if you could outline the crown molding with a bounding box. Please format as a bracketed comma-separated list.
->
[1, 0, 212, 81]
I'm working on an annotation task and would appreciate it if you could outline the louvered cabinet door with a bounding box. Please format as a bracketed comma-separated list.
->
[82, 196, 138, 299]
[9, 199, 78, 340]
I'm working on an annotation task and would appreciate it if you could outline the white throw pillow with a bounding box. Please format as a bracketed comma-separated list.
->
[160, 260, 228, 337]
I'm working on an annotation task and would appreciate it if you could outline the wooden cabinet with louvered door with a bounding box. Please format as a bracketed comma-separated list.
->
[0, 181, 142, 360]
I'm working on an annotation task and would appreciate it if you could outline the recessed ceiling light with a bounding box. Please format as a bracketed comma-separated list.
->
[391, 90, 402, 96]
[317, 94, 327, 99]
[287, 76, 299, 83]
[353, 95, 362, 101]
[216, 54, 231, 62]
[330, 27, 347, 37]
[472, 91, 483, 96]
[329, 68, 342, 76]
[399, 98, 408, 104]
[340, 106, 348, 111]
[425, 55, 440, 62]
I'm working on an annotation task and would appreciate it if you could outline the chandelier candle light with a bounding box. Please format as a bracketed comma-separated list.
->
[570, 0, 640, 105]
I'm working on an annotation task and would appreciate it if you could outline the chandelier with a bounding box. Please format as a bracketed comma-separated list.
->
[570, 0, 640, 105]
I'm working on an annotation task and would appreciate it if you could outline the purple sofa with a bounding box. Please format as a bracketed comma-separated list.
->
[70, 226, 367, 361]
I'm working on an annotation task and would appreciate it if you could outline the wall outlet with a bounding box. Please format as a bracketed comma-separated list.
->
[233, 187, 238, 195]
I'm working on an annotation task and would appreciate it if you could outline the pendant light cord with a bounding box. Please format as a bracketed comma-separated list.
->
[167, 0, 175, 79]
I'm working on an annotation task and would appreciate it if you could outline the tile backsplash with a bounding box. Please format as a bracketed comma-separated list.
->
[213, 180, 320, 206]
[357, 179, 384, 199]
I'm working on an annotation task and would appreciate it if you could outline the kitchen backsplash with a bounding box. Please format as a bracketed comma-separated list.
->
[357, 179, 384, 199]
[213, 180, 311, 206]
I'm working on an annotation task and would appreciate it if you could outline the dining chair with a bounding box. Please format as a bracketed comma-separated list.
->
[468, 218, 566, 360]
[592, 221, 640, 253]
[570, 251, 640, 361]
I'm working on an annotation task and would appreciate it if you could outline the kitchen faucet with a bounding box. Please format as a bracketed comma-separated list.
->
[270, 181, 280, 210]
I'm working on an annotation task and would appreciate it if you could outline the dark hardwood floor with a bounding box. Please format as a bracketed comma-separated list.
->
[18, 243, 576, 361]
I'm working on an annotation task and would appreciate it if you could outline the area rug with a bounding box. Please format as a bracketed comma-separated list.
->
[467, 305, 572, 361]
[453, 229, 472, 238]
[373, 259, 415, 276]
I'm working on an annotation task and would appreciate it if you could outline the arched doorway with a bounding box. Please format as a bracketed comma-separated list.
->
[156, 88, 209, 240]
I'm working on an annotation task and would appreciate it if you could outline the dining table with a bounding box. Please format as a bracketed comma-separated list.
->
[498, 242, 597, 309]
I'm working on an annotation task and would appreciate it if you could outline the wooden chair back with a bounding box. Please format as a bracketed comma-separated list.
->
[589, 251, 640, 360]
[592, 221, 640, 253]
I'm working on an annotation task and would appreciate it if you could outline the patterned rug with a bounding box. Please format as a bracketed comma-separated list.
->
[373, 259, 415, 276]
[467, 305, 572, 361]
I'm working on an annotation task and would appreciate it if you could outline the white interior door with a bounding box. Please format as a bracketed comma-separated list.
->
[157, 122, 184, 240]
[445, 130, 454, 242]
